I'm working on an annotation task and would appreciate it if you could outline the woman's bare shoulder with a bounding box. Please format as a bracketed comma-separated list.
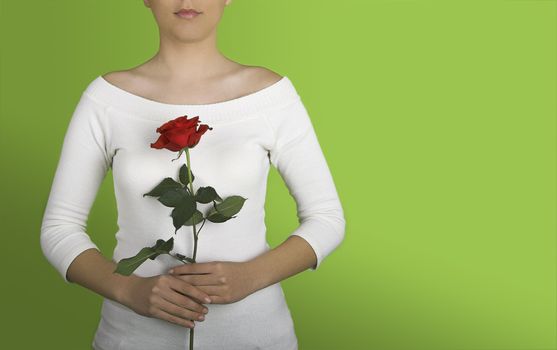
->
[244, 65, 283, 85]
[100, 70, 137, 88]
[236, 65, 284, 94]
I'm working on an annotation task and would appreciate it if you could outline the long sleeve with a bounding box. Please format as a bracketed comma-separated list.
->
[264, 93, 346, 271]
[40, 92, 112, 283]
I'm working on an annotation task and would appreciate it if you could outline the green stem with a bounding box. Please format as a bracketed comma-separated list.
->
[167, 253, 191, 264]
[184, 147, 197, 350]
[185, 148, 198, 260]
[167, 218, 207, 266]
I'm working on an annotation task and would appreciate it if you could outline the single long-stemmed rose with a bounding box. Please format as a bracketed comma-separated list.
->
[113, 115, 247, 350]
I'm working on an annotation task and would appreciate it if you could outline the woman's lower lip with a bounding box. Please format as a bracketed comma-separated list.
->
[175, 12, 200, 19]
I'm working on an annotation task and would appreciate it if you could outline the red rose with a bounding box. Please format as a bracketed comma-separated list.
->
[150, 115, 213, 152]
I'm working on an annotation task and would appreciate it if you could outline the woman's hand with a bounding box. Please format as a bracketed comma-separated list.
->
[120, 274, 212, 329]
[168, 261, 259, 304]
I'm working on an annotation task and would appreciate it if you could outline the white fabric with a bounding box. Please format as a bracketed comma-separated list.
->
[40, 75, 346, 349]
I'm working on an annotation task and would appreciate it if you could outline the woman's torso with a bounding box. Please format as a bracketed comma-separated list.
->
[85, 71, 300, 349]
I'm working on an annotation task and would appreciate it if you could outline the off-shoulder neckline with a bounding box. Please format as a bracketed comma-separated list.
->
[98, 75, 288, 108]
[86, 74, 299, 123]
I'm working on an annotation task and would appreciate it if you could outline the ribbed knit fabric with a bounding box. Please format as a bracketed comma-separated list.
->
[40, 75, 346, 350]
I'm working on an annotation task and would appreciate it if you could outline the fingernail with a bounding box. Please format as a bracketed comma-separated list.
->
[169, 269, 174, 274]
[205, 297, 212, 303]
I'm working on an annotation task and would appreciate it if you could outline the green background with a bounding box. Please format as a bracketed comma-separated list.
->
[1, 0, 555, 349]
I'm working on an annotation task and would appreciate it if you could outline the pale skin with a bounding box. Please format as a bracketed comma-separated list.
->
[66, 0, 318, 330]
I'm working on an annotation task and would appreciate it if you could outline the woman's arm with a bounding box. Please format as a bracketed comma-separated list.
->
[40, 91, 113, 285]
[247, 235, 319, 291]
[40, 91, 133, 303]
[254, 88, 347, 288]
[40, 91, 134, 303]
[66, 248, 135, 303]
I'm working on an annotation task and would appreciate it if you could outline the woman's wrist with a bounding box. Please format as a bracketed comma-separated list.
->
[244, 259, 273, 292]
[114, 274, 140, 307]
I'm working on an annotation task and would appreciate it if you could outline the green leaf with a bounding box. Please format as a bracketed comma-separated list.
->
[171, 197, 197, 232]
[206, 210, 231, 223]
[158, 187, 188, 207]
[195, 186, 222, 203]
[214, 195, 247, 217]
[114, 238, 174, 276]
[179, 164, 195, 185]
[143, 178, 182, 197]
[183, 209, 204, 226]
[205, 195, 247, 223]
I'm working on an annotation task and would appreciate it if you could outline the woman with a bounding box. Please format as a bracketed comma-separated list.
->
[40, 1, 346, 349]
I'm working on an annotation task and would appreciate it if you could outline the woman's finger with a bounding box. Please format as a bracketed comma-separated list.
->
[167, 275, 213, 304]
[160, 284, 209, 315]
[150, 306, 196, 329]
[192, 284, 230, 304]
[171, 272, 224, 286]
[154, 294, 207, 323]
[169, 261, 215, 275]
